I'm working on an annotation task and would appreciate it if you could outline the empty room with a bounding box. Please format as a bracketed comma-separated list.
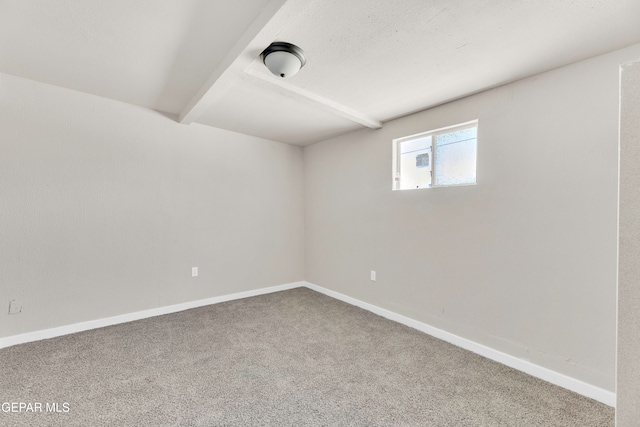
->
[2, 1, 640, 426]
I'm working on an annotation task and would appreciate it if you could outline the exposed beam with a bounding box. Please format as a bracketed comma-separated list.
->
[242, 68, 383, 130]
[179, 0, 314, 124]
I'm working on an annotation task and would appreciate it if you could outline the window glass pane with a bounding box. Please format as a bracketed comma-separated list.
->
[399, 136, 432, 189]
[434, 127, 477, 186]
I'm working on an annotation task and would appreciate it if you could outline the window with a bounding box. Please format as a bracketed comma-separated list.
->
[393, 120, 477, 190]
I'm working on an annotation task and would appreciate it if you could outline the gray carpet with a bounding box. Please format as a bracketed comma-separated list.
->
[0, 288, 613, 426]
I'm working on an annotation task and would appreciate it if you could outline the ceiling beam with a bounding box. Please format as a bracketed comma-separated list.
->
[178, 0, 314, 124]
[242, 68, 383, 129]
[179, 0, 382, 131]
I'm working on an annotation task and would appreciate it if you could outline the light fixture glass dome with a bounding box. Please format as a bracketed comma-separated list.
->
[260, 42, 306, 78]
[264, 51, 302, 78]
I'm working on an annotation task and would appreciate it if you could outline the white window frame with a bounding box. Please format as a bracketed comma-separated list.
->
[392, 120, 478, 191]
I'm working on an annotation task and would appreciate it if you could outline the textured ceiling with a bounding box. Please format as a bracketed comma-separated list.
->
[0, 0, 271, 113]
[1, 0, 640, 146]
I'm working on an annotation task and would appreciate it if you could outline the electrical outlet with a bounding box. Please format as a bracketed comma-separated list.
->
[192, 267, 198, 277]
[8, 300, 22, 315]
[370, 270, 376, 281]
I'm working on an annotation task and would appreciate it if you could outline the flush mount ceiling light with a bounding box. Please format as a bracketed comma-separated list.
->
[260, 42, 306, 78]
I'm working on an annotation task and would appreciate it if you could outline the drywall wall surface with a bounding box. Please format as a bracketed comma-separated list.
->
[617, 59, 640, 425]
[0, 73, 304, 339]
[304, 42, 640, 391]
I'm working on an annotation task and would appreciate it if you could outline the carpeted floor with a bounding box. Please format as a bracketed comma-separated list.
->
[0, 287, 613, 426]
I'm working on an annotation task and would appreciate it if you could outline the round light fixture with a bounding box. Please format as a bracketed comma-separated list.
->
[260, 42, 306, 78]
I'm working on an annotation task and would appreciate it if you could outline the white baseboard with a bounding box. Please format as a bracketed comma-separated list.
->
[0, 279, 615, 407]
[0, 281, 304, 350]
[302, 281, 616, 407]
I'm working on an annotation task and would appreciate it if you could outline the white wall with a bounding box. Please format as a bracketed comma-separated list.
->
[304, 43, 640, 392]
[0, 73, 305, 339]
[617, 59, 640, 425]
